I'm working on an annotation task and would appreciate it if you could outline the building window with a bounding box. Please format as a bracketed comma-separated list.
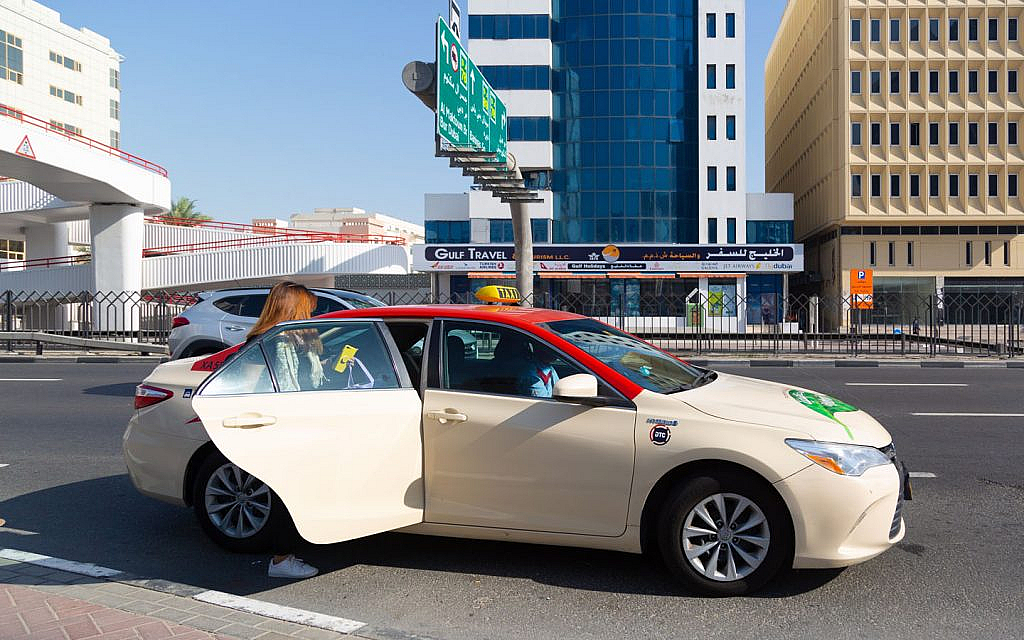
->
[851, 18, 861, 43]
[910, 19, 920, 42]
[871, 70, 881, 94]
[707, 115, 717, 140]
[468, 14, 550, 39]
[726, 115, 736, 140]
[725, 13, 736, 38]
[930, 174, 940, 197]
[989, 122, 999, 146]
[969, 70, 979, 93]
[890, 18, 900, 42]
[907, 242, 914, 266]
[425, 220, 470, 243]
[949, 70, 959, 93]
[910, 173, 921, 197]
[989, 18, 999, 42]
[479, 65, 549, 90]
[1010, 18, 1019, 42]
[746, 220, 793, 243]
[109, 68, 119, 89]
[109, 99, 119, 120]
[890, 122, 900, 145]
[989, 173, 999, 197]
[871, 122, 881, 145]
[869, 241, 877, 266]
[851, 71, 862, 94]
[871, 173, 881, 197]
[888, 241, 896, 266]
[707, 64, 717, 89]
[725, 64, 736, 89]
[969, 122, 979, 144]
[950, 122, 959, 145]
[870, 19, 881, 43]
[949, 173, 960, 197]
[48, 85, 82, 105]
[929, 122, 940, 145]
[929, 70, 939, 94]
[890, 174, 901, 197]
[1009, 70, 1018, 93]
[969, 18, 979, 42]
[989, 69, 999, 93]
[1010, 174, 1019, 197]
[1005, 241, 1012, 266]
[910, 70, 920, 93]
[707, 218, 718, 243]
[1, 31, 24, 84]
[950, 19, 960, 42]
[966, 241, 973, 265]
[706, 13, 716, 37]
[910, 122, 920, 145]
[48, 120, 81, 136]
[985, 241, 992, 266]
[508, 117, 550, 141]
[969, 174, 979, 197]
[726, 166, 737, 191]
[109, 129, 119, 149]
[929, 18, 940, 42]
[726, 217, 737, 244]
[851, 122, 862, 145]
[852, 174, 863, 197]
[890, 70, 900, 93]
[707, 166, 718, 191]
[48, 51, 81, 71]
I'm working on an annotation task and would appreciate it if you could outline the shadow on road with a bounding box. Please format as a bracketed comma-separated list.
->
[0, 475, 841, 599]
[81, 383, 139, 397]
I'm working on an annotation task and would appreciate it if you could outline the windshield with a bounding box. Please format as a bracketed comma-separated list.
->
[544, 319, 706, 393]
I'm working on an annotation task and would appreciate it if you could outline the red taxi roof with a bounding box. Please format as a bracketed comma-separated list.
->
[318, 304, 584, 328]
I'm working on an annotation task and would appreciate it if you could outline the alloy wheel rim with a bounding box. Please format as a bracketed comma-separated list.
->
[204, 463, 271, 539]
[681, 492, 770, 582]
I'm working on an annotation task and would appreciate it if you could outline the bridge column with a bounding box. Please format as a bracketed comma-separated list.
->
[89, 204, 143, 332]
[22, 222, 72, 331]
[24, 222, 70, 261]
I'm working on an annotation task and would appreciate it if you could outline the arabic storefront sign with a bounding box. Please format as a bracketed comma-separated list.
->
[412, 244, 805, 273]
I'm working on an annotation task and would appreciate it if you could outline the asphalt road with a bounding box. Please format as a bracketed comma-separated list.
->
[1, 362, 1022, 639]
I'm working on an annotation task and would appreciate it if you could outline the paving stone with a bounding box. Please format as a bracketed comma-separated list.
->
[256, 618, 308, 634]
[290, 626, 347, 640]
[222, 610, 271, 627]
[252, 633, 296, 640]
[181, 614, 232, 633]
[149, 607, 201, 624]
[213, 622, 271, 639]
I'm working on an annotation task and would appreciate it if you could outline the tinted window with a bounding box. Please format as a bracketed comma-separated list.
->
[212, 296, 246, 316]
[314, 295, 347, 316]
[264, 322, 400, 392]
[239, 295, 269, 317]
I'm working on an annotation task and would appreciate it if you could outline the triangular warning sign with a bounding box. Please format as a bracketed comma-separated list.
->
[15, 135, 34, 159]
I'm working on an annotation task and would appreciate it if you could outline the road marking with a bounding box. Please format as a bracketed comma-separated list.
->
[0, 464, 8, 468]
[0, 526, 38, 536]
[193, 590, 366, 634]
[846, 383, 968, 387]
[911, 412, 1024, 417]
[908, 472, 937, 478]
[0, 378, 62, 381]
[0, 549, 123, 578]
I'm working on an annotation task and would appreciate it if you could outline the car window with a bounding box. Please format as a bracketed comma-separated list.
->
[212, 296, 246, 316]
[200, 346, 275, 396]
[238, 294, 269, 318]
[263, 322, 401, 392]
[314, 295, 347, 316]
[442, 321, 586, 399]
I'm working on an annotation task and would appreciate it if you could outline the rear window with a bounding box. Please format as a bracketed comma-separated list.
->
[213, 294, 268, 318]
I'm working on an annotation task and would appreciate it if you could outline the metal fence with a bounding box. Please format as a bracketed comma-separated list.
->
[3, 289, 1022, 357]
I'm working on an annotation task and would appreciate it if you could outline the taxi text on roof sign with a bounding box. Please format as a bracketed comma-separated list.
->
[475, 285, 521, 304]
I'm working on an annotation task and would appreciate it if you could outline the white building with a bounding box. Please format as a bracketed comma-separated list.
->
[284, 208, 424, 245]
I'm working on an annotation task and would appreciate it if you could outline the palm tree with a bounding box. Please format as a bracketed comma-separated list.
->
[160, 197, 212, 225]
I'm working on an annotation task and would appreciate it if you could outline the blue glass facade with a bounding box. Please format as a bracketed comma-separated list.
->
[479, 65, 550, 90]
[550, 0, 700, 244]
[489, 219, 550, 243]
[425, 220, 470, 243]
[508, 117, 552, 141]
[469, 15, 550, 39]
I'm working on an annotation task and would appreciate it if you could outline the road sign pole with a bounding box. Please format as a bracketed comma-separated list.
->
[511, 199, 533, 306]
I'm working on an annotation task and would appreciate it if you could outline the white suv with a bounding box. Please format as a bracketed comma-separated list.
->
[167, 287, 385, 359]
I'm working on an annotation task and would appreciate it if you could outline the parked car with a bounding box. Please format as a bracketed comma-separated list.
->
[167, 287, 385, 359]
[125, 301, 910, 596]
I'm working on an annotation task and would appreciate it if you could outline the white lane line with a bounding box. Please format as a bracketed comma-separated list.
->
[909, 472, 937, 478]
[0, 464, 8, 468]
[0, 548, 123, 578]
[911, 412, 1024, 417]
[846, 383, 968, 387]
[0, 378, 62, 381]
[0, 527, 38, 536]
[193, 590, 366, 634]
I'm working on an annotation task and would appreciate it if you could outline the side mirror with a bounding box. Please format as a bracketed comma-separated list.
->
[553, 373, 599, 402]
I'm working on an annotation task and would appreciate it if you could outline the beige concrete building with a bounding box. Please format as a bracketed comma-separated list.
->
[254, 208, 424, 245]
[766, 0, 1024, 309]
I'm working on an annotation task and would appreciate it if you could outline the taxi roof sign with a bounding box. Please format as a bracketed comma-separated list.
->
[475, 285, 521, 304]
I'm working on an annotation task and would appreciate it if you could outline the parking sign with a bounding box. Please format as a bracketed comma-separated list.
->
[850, 269, 874, 309]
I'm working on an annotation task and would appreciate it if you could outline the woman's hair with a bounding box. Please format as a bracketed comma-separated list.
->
[247, 281, 317, 340]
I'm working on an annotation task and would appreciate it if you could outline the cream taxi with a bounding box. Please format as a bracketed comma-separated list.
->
[124, 292, 910, 596]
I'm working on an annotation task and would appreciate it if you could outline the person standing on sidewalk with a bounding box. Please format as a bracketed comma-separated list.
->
[244, 280, 321, 579]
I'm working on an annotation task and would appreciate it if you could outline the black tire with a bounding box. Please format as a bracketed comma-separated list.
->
[657, 469, 793, 596]
[192, 450, 296, 553]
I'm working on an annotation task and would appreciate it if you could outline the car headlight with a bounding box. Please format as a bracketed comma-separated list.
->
[785, 439, 891, 477]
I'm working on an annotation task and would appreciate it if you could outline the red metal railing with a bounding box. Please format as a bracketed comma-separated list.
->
[141, 233, 401, 257]
[144, 216, 407, 245]
[0, 254, 90, 271]
[0, 102, 168, 177]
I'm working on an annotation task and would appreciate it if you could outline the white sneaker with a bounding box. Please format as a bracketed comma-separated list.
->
[267, 555, 318, 579]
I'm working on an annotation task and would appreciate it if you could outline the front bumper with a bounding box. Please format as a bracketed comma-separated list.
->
[775, 460, 906, 569]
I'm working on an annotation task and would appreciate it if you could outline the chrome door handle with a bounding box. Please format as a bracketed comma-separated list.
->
[426, 409, 468, 424]
[222, 413, 277, 429]
[224, 325, 245, 332]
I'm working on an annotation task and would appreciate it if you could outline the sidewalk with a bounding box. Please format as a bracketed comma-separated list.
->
[0, 555, 354, 640]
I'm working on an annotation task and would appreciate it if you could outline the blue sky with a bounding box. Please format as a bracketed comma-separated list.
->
[46, 0, 788, 224]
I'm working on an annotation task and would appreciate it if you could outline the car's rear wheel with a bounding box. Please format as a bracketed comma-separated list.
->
[657, 470, 792, 596]
[192, 451, 295, 553]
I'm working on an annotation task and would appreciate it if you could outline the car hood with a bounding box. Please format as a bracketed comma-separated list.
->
[676, 372, 893, 448]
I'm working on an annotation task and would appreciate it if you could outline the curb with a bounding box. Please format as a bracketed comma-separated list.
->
[685, 359, 1021, 368]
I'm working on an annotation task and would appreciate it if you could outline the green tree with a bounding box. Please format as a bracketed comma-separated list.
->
[160, 197, 212, 225]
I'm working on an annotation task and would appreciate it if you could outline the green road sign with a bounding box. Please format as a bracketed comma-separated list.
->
[436, 17, 507, 163]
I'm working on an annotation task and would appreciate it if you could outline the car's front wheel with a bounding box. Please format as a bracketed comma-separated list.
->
[657, 470, 792, 596]
[192, 451, 294, 553]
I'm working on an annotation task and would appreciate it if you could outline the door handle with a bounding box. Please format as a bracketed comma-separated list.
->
[222, 413, 277, 429]
[426, 409, 468, 424]
[224, 325, 245, 332]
